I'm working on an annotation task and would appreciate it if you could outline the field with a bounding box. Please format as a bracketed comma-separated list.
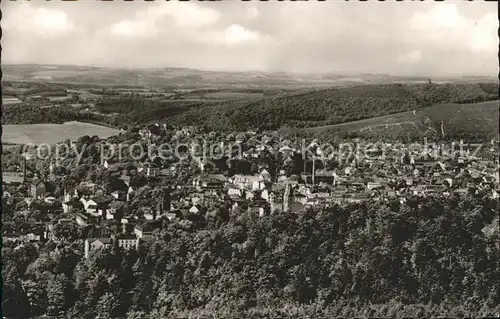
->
[2, 96, 23, 105]
[307, 100, 499, 140]
[2, 65, 498, 140]
[2, 121, 121, 145]
[4, 64, 497, 88]
[204, 91, 264, 100]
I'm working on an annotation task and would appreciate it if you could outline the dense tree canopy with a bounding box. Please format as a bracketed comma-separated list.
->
[3, 83, 497, 138]
[2, 196, 499, 318]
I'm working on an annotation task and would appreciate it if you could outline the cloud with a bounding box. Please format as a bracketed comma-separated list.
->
[470, 13, 498, 53]
[222, 24, 268, 45]
[144, 2, 221, 28]
[108, 2, 221, 37]
[2, 2, 74, 36]
[109, 20, 156, 37]
[409, 3, 465, 30]
[408, 3, 498, 54]
[1, 1, 496, 75]
[398, 50, 422, 64]
[199, 24, 274, 47]
[224, 24, 260, 44]
[246, 6, 259, 20]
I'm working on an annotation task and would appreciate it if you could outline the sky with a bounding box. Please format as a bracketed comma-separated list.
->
[1, 1, 498, 76]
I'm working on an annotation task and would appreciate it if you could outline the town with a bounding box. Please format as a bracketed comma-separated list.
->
[2, 1, 499, 317]
[3, 123, 499, 259]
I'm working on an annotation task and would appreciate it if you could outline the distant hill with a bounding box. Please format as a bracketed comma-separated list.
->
[3, 64, 497, 88]
[166, 83, 498, 132]
[307, 100, 499, 141]
[3, 65, 498, 141]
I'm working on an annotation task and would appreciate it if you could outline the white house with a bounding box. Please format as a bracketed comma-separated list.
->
[81, 198, 98, 215]
[114, 233, 139, 251]
[85, 238, 113, 258]
[189, 205, 201, 214]
[367, 182, 382, 190]
[259, 169, 272, 181]
[228, 188, 242, 197]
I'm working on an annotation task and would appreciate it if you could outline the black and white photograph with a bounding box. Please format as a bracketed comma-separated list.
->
[1, 1, 499, 318]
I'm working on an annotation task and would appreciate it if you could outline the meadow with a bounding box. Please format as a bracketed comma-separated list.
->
[2, 121, 121, 145]
[204, 91, 264, 100]
[307, 100, 499, 141]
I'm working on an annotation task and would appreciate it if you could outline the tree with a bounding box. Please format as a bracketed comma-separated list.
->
[46, 274, 70, 316]
[2, 275, 30, 318]
[24, 279, 48, 317]
[96, 292, 119, 318]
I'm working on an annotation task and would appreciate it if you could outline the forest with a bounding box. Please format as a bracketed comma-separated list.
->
[3, 83, 497, 136]
[2, 195, 499, 318]
[167, 83, 498, 131]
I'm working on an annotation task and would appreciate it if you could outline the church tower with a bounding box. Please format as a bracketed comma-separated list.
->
[283, 184, 290, 212]
[269, 192, 276, 214]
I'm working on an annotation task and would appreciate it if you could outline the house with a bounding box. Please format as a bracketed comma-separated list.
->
[84, 238, 113, 258]
[75, 212, 92, 226]
[30, 179, 46, 199]
[259, 169, 272, 181]
[165, 211, 182, 220]
[112, 233, 139, 251]
[111, 190, 127, 201]
[230, 174, 264, 191]
[80, 181, 98, 193]
[228, 188, 242, 197]
[159, 167, 175, 178]
[134, 221, 161, 240]
[44, 223, 57, 241]
[147, 166, 160, 177]
[422, 185, 445, 196]
[81, 198, 98, 216]
[80, 196, 112, 218]
[247, 203, 267, 218]
[63, 198, 83, 214]
[189, 205, 200, 214]
[345, 194, 369, 203]
[269, 184, 291, 213]
[228, 159, 252, 174]
[107, 200, 126, 220]
[194, 174, 227, 191]
[120, 175, 131, 187]
[25, 231, 43, 242]
[348, 182, 365, 192]
[2, 171, 25, 185]
[141, 206, 156, 220]
[454, 188, 469, 196]
[314, 170, 336, 185]
[367, 181, 382, 190]
[189, 204, 206, 215]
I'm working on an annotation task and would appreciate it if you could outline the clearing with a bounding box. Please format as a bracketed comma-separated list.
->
[2, 121, 121, 145]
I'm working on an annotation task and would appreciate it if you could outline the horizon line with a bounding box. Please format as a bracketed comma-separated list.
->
[2, 62, 498, 79]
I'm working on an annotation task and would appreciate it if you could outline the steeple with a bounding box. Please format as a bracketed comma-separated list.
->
[283, 184, 290, 212]
[22, 156, 27, 183]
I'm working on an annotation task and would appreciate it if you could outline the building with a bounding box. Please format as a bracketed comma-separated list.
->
[2, 171, 25, 185]
[81, 198, 98, 215]
[112, 233, 139, 251]
[84, 238, 113, 258]
[134, 221, 161, 240]
[269, 184, 291, 213]
[230, 174, 266, 191]
[75, 212, 93, 226]
[30, 179, 46, 199]
[63, 198, 82, 214]
[194, 174, 227, 191]
[314, 170, 336, 185]
[367, 182, 382, 190]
